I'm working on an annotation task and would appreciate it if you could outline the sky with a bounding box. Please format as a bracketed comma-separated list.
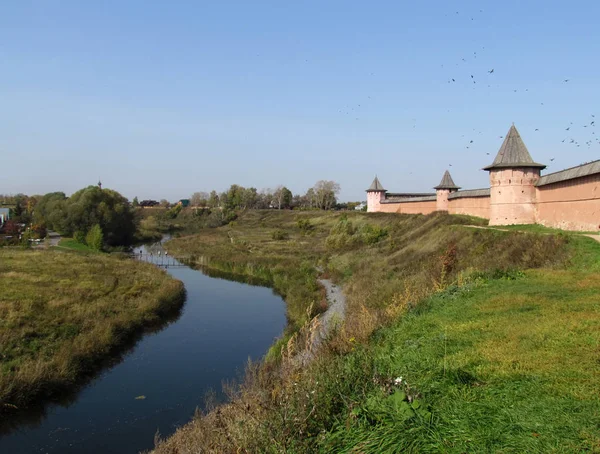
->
[1, 1, 599, 202]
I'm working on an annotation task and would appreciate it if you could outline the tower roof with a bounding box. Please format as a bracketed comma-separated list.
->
[366, 176, 386, 192]
[434, 170, 461, 190]
[483, 125, 546, 170]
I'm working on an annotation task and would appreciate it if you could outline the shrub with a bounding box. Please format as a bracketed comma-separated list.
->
[271, 229, 289, 240]
[359, 224, 388, 244]
[296, 218, 314, 234]
[85, 224, 104, 251]
[73, 230, 86, 244]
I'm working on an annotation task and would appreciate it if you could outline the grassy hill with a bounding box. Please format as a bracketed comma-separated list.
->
[153, 210, 600, 453]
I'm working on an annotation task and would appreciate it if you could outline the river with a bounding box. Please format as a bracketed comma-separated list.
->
[0, 239, 287, 453]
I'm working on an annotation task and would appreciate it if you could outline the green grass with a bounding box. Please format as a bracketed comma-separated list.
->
[0, 248, 184, 411]
[56, 237, 101, 253]
[319, 270, 600, 452]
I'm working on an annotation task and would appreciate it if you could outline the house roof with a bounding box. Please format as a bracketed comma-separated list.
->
[483, 125, 546, 170]
[434, 170, 461, 189]
[448, 188, 491, 199]
[366, 176, 386, 192]
[536, 159, 600, 186]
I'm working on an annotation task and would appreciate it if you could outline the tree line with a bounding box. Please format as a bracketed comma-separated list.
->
[1, 179, 363, 249]
[185, 180, 342, 211]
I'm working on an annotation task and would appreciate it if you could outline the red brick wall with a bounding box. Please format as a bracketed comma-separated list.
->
[535, 173, 600, 231]
[396, 200, 437, 214]
[448, 196, 490, 219]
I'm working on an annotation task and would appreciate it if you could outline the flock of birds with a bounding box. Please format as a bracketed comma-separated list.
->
[331, 7, 598, 172]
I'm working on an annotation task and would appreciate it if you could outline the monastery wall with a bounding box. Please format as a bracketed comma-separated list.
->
[395, 200, 437, 215]
[535, 173, 600, 231]
[377, 202, 403, 213]
[448, 196, 490, 219]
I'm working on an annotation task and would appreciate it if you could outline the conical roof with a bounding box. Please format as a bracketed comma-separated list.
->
[434, 170, 460, 189]
[483, 125, 546, 170]
[366, 176, 386, 192]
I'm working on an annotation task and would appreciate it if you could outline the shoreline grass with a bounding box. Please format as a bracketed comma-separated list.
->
[0, 248, 185, 413]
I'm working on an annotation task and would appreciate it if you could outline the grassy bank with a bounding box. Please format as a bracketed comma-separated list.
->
[154, 210, 597, 453]
[0, 248, 185, 412]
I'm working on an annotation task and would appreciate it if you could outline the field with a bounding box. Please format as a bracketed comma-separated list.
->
[152, 210, 600, 453]
[0, 248, 185, 411]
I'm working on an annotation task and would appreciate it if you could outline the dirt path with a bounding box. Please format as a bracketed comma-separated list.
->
[316, 278, 346, 344]
[294, 277, 347, 365]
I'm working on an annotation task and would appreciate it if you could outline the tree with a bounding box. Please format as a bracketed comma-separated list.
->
[35, 186, 136, 247]
[312, 180, 340, 210]
[207, 191, 220, 208]
[272, 186, 293, 209]
[159, 199, 170, 208]
[241, 187, 258, 210]
[190, 192, 209, 207]
[132, 196, 139, 207]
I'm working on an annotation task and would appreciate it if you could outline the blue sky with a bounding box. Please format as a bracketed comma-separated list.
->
[1, 1, 599, 201]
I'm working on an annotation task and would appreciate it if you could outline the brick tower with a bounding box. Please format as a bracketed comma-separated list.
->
[483, 125, 546, 225]
[366, 176, 386, 212]
[434, 170, 460, 211]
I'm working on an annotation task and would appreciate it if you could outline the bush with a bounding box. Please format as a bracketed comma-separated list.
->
[73, 230, 86, 244]
[85, 224, 104, 251]
[359, 224, 388, 244]
[271, 229, 289, 240]
[296, 218, 314, 234]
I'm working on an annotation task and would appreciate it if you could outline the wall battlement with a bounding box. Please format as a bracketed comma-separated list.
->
[367, 125, 600, 231]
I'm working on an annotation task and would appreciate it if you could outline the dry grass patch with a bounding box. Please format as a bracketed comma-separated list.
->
[0, 248, 184, 411]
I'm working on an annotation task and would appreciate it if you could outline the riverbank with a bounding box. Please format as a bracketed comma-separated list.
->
[151, 210, 599, 452]
[0, 248, 185, 412]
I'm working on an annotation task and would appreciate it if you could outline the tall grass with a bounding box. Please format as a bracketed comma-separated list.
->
[0, 249, 185, 412]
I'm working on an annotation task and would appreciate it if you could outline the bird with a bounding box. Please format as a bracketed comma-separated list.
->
[488, 69, 494, 74]
[499, 136, 504, 138]
[471, 75, 474, 79]
[562, 139, 566, 143]
[566, 127, 570, 131]
[535, 129, 539, 131]
[470, 140, 474, 143]
[564, 79, 570, 82]
[486, 152, 490, 155]
[550, 158, 555, 161]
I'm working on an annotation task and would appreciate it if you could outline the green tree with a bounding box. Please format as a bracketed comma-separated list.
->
[207, 191, 220, 208]
[132, 196, 139, 207]
[35, 186, 135, 246]
[85, 224, 104, 251]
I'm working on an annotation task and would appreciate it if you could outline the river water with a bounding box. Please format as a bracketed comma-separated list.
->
[0, 240, 286, 453]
